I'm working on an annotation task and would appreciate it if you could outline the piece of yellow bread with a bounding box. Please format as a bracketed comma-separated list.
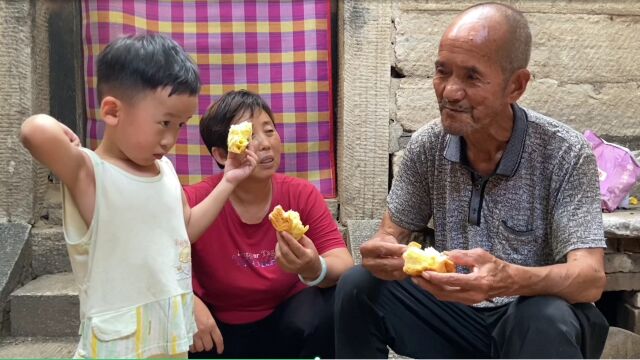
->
[227, 121, 253, 154]
[402, 242, 456, 276]
[268, 205, 309, 240]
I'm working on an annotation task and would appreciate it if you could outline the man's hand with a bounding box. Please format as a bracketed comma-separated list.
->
[222, 150, 258, 185]
[360, 233, 408, 281]
[191, 296, 224, 354]
[275, 231, 322, 280]
[412, 248, 514, 305]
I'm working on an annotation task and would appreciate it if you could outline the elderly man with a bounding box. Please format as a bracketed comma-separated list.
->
[335, 2, 609, 358]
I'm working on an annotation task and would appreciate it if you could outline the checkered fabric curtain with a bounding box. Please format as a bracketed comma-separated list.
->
[82, 0, 336, 197]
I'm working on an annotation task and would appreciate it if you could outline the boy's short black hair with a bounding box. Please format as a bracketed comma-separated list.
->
[200, 90, 276, 168]
[96, 33, 200, 102]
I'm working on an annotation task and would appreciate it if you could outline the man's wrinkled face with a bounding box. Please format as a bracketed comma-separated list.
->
[433, 11, 511, 137]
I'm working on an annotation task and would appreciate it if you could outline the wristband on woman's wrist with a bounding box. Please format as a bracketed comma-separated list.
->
[298, 256, 327, 286]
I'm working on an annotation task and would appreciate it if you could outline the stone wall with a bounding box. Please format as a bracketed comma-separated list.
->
[0, 0, 51, 224]
[339, 1, 640, 220]
[387, 1, 640, 185]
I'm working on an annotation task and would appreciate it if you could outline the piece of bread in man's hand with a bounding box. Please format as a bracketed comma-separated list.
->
[227, 121, 253, 154]
[268, 205, 309, 240]
[402, 241, 456, 276]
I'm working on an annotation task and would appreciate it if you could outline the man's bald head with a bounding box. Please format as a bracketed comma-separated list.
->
[444, 2, 531, 78]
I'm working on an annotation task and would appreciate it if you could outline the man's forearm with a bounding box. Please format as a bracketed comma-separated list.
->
[379, 211, 412, 244]
[506, 252, 606, 303]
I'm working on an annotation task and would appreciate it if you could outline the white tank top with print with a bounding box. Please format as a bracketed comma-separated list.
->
[62, 148, 192, 320]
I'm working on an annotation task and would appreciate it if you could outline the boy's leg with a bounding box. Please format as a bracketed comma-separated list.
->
[335, 265, 493, 359]
[492, 296, 609, 358]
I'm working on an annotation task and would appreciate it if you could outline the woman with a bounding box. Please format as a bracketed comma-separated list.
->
[184, 90, 353, 358]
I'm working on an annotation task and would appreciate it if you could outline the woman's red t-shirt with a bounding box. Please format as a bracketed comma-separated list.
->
[183, 173, 345, 324]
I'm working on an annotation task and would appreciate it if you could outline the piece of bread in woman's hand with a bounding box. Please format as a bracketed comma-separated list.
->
[227, 121, 253, 154]
[402, 241, 456, 276]
[268, 205, 309, 240]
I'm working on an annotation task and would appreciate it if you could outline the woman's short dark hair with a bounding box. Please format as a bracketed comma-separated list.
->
[200, 90, 276, 168]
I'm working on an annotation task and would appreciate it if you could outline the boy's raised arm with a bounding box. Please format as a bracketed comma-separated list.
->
[20, 114, 93, 192]
[184, 150, 258, 243]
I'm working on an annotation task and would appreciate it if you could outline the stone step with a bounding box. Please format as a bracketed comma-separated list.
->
[26, 197, 336, 277]
[601, 326, 640, 359]
[345, 219, 381, 265]
[605, 273, 640, 291]
[10, 273, 79, 337]
[28, 226, 70, 277]
[0, 223, 32, 334]
[0, 336, 77, 358]
[605, 252, 640, 273]
[603, 208, 640, 239]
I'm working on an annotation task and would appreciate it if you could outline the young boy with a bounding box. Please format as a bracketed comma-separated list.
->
[20, 34, 257, 359]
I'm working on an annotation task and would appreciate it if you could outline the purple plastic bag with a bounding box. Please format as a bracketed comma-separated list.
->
[584, 130, 640, 212]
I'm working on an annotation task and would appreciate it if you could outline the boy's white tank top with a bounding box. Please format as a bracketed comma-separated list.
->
[62, 148, 192, 319]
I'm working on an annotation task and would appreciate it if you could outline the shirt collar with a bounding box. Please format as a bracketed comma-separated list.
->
[443, 103, 528, 177]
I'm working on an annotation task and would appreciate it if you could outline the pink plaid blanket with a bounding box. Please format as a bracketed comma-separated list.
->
[82, 0, 335, 197]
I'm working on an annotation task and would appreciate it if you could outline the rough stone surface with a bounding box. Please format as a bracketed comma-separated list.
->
[608, 237, 640, 253]
[605, 252, 640, 273]
[37, 183, 62, 226]
[392, 11, 451, 80]
[325, 198, 339, 221]
[618, 303, 640, 335]
[600, 326, 640, 359]
[520, 80, 640, 137]
[605, 238, 618, 253]
[389, 120, 404, 154]
[0, 223, 32, 335]
[394, 1, 640, 16]
[395, 77, 640, 136]
[603, 209, 640, 239]
[10, 273, 79, 337]
[628, 292, 640, 308]
[619, 238, 640, 253]
[337, 0, 391, 221]
[0, 337, 77, 359]
[606, 273, 640, 292]
[345, 220, 381, 265]
[394, 78, 438, 132]
[0, 0, 50, 224]
[394, 11, 640, 84]
[29, 226, 70, 277]
[392, 150, 405, 179]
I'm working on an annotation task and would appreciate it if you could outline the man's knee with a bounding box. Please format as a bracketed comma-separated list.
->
[515, 296, 578, 327]
[335, 265, 380, 301]
[505, 296, 580, 336]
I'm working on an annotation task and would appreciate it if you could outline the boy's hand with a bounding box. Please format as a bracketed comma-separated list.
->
[222, 150, 258, 185]
[275, 231, 322, 281]
[60, 122, 81, 147]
